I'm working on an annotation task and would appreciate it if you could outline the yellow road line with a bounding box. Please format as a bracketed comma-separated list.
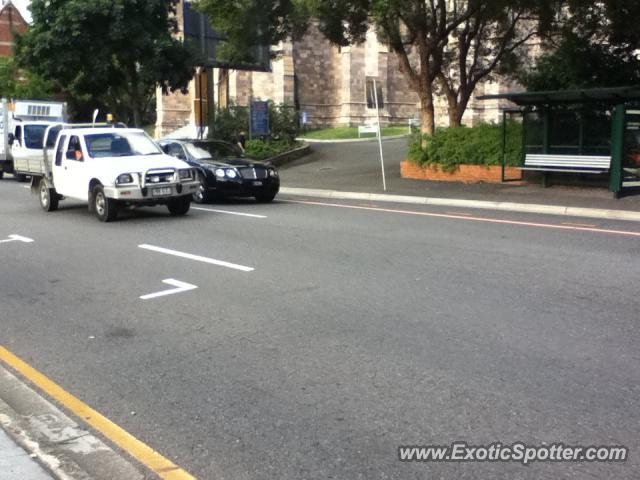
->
[0, 346, 196, 480]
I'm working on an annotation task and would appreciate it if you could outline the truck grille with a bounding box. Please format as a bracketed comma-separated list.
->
[238, 167, 268, 180]
[146, 170, 175, 184]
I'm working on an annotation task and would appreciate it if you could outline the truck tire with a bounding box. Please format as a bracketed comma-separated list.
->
[167, 195, 191, 216]
[39, 179, 59, 212]
[15, 174, 28, 182]
[92, 185, 119, 222]
[0, 171, 3, 179]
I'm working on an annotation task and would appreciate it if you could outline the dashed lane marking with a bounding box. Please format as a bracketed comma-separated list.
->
[192, 206, 267, 218]
[139, 244, 254, 272]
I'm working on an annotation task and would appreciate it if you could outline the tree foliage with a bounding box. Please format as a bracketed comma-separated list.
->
[0, 57, 54, 100]
[521, 32, 640, 91]
[15, 0, 197, 126]
[522, 1, 640, 91]
[194, 0, 310, 64]
[437, 1, 545, 127]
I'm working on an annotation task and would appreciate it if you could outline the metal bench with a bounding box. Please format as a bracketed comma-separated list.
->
[358, 124, 378, 138]
[522, 154, 611, 186]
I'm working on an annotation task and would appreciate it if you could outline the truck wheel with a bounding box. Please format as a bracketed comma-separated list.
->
[0, 171, 3, 179]
[92, 185, 118, 222]
[39, 179, 59, 212]
[167, 195, 191, 216]
[15, 174, 28, 183]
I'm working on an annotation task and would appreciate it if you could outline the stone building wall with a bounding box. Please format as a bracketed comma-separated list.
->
[155, 0, 194, 138]
[155, 1, 524, 137]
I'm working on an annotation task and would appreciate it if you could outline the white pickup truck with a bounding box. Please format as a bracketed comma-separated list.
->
[29, 126, 199, 222]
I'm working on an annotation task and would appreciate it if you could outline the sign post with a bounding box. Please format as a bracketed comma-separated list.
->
[373, 79, 387, 192]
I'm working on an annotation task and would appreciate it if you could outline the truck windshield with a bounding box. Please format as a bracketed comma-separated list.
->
[85, 132, 162, 158]
[24, 125, 48, 149]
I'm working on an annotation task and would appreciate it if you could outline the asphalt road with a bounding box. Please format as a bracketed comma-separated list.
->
[1, 177, 640, 480]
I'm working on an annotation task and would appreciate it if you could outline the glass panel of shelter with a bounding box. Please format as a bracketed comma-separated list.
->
[622, 109, 640, 189]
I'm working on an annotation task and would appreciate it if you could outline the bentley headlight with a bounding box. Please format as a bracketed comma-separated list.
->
[269, 169, 279, 178]
[214, 168, 226, 178]
[226, 169, 238, 179]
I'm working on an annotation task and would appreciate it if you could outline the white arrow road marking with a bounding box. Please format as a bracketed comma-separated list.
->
[192, 207, 267, 219]
[140, 279, 198, 300]
[0, 234, 35, 244]
[138, 244, 254, 272]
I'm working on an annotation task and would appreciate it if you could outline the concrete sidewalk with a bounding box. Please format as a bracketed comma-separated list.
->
[0, 428, 52, 480]
[279, 138, 640, 218]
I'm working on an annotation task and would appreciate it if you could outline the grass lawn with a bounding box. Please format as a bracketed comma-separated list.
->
[300, 126, 410, 140]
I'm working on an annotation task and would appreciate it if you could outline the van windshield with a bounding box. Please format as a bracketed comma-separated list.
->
[24, 125, 48, 149]
[85, 132, 162, 158]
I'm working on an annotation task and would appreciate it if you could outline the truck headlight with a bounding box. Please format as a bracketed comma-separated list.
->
[116, 173, 134, 185]
[179, 168, 195, 181]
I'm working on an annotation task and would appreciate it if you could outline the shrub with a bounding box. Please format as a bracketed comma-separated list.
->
[407, 122, 523, 172]
[244, 139, 299, 160]
[210, 104, 248, 142]
[210, 102, 299, 145]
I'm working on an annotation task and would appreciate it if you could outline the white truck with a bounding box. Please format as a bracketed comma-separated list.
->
[28, 126, 200, 222]
[1, 99, 67, 180]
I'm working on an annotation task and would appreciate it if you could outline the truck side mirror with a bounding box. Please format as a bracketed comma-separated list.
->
[8, 133, 15, 145]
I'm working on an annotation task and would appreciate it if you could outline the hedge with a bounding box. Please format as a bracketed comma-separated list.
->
[407, 122, 523, 172]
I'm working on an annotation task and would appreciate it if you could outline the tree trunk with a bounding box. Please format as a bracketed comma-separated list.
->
[419, 88, 435, 136]
[447, 96, 461, 128]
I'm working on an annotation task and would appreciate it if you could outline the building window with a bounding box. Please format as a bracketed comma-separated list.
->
[366, 77, 384, 109]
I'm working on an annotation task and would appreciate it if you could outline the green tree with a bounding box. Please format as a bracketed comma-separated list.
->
[194, 0, 310, 67]
[521, 32, 640, 91]
[437, 1, 547, 127]
[15, 0, 197, 126]
[522, 1, 640, 91]
[0, 57, 54, 100]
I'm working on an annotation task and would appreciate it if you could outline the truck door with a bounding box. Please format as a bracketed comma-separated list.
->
[58, 135, 89, 201]
[51, 134, 68, 194]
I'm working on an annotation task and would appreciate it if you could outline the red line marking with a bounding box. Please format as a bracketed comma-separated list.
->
[283, 199, 640, 237]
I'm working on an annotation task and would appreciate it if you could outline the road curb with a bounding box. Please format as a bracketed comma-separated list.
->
[0, 364, 146, 480]
[279, 187, 640, 222]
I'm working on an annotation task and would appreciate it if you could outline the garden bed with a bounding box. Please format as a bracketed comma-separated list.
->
[401, 161, 524, 184]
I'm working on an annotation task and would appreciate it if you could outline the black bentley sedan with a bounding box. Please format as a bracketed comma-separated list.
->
[158, 139, 280, 203]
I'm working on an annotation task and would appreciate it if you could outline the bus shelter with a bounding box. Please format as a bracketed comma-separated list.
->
[478, 86, 640, 197]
